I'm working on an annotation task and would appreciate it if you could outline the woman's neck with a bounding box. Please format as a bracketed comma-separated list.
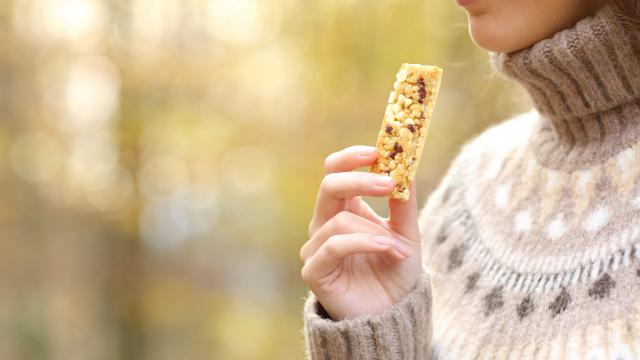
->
[490, 5, 640, 170]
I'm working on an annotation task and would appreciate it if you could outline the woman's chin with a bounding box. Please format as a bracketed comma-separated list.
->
[468, 19, 533, 54]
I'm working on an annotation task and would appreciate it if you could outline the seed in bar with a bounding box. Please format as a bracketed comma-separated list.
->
[370, 63, 443, 200]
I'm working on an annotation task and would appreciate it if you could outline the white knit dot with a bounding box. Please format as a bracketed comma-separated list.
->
[483, 158, 503, 180]
[545, 170, 560, 191]
[566, 332, 581, 360]
[616, 147, 634, 173]
[547, 214, 566, 240]
[576, 170, 592, 190]
[494, 183, 510, 209]
[632, 195, 640, 209]
[609, 343, 634, 360]
[586, 348, 606, 360]
[514, 210, 532, 233]
[586, 324, 607, 359]
[582, 205, 610, 233]
[548, 334, 563, 359]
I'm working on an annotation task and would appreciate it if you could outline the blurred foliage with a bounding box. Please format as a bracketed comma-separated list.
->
[0, 0, 528, 359]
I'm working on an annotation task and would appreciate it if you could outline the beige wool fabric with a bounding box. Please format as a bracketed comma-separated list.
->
[302, 5, 640, 359]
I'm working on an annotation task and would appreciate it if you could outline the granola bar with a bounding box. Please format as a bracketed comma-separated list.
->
[370, 64, 443, 200]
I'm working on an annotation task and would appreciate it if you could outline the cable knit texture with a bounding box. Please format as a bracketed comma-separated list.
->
[303, 5, 640, 359]
[304, 272, 432, 360]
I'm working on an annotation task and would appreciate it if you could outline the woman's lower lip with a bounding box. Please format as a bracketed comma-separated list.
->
[456, 0, 475, 6]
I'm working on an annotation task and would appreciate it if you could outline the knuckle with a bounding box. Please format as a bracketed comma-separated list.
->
[327, 211, 351, 233]
[300, 265, 310, 282]
[323, 152, 339, 172]
[319, 173, 336, 193]
[334, 210, 353, 227]
[299, 243, 308, 263]
[323, 236, 340, 257]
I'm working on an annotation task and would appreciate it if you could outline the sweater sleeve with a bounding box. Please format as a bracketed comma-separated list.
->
[302, 271, 432, 360]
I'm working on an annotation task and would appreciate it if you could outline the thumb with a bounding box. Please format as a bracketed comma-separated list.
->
[388, 181, 419, 242]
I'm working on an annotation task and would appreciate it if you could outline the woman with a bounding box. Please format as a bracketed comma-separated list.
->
[300, 0, 640, 358]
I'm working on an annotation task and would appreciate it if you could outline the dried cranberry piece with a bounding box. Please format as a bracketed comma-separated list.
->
[417, 78, 427, 104]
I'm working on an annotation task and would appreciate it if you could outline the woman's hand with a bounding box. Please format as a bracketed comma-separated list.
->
[300, 145, 422, 321]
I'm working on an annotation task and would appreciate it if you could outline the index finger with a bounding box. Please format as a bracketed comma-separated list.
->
[324, 145, 378, 174]
[309, 171, 394, 234]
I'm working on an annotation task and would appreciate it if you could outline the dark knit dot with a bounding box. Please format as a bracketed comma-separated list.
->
[516, 294, 535, 320]
[636, 267, 640, 277]
[436, 228, 447, 245]
[447, 244, 467, 271]
[609, 254, 616, 268]
[465, 272, 480, 294]
[483, 286, 504, 316]
[588, 272, 616, 299]
[548, 287, 571, 317]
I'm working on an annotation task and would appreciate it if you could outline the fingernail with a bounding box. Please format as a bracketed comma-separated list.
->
[374, 236, 394, 246]
[393, 240, 412, 257]
[359, 147, 377, 157]
[372, 176, 394, 187]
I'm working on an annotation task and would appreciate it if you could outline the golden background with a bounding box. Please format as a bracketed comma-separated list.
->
[0, 0, 527, 358]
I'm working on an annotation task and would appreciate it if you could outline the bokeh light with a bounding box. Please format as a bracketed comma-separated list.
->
[13, 0, 109, 49]
[205, 0, 282, 47]
[63, 56, 120, 130]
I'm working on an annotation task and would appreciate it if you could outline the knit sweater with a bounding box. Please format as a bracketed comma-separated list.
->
[302, 5, 640, 359]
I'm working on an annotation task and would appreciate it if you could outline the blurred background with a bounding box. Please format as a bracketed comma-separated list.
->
[0, 0, 529, 359]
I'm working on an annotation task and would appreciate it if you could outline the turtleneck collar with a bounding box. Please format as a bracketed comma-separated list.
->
[490, 5, 640, 169]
